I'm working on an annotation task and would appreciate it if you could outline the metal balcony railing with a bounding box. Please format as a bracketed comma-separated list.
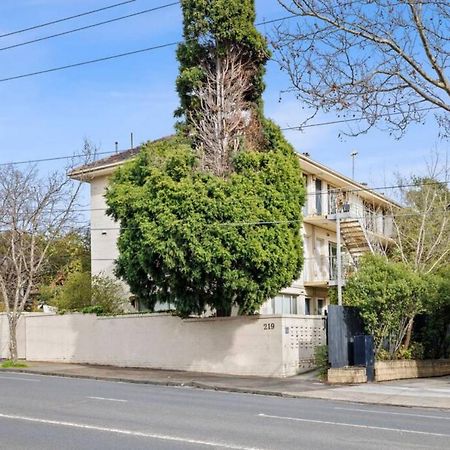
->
[302, 256, 355, 284]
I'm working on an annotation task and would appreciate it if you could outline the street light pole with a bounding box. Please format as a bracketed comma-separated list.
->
[336, 211, 343, 306]
[351, 151, 358, 180]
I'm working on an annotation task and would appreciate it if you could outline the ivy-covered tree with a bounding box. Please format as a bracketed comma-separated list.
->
[106, 0, 304, 316]
[176, 0, 270, 176]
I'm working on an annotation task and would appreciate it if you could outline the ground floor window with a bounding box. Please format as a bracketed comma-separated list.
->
[304, 297, 311, 315]
[270, 294, 298, 315]
[317, 298, 325, 315]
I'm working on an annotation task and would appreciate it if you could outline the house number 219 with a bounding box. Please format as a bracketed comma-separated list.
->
[263, 323, 275, 330]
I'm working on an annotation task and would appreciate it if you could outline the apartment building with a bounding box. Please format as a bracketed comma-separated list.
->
[71, 147, 399, 316]
[259, 153, 399, 317]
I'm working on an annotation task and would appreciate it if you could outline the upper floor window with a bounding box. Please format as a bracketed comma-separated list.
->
[315, 179, 322, 215]
[302, 174, 308, 216]
[328, 186, 338, 214]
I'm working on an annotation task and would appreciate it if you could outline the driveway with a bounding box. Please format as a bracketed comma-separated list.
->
[301, 376, 450, 409]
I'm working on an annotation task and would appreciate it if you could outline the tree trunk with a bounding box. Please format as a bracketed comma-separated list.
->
[403, 317, 414, 350]
[7, 314, 18, 362]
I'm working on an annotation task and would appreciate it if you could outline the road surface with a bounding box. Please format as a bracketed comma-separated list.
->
[0, 372, 449, 449]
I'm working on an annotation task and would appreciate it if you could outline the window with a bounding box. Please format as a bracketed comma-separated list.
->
[271, 294, 298, 315]
[315, 179, 322, 215]
[302, 175, 309, 216]
[316, 238, 327, 279]
[329, 242, 337, 280]
[328, 186, 338, 214]
[317, 299, 325, 315]
[304, 298, 311, 315]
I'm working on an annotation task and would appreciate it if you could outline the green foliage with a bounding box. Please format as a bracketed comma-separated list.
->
[81, 305, 106, 315]
[343, 254, 428, 357]
[176, 0, 270, 123]
[415, 267, 450, 359]
[314, 345, 329, 380]
[106, 135, 304, 316]
[1, 360, 28, 368]
[50, 271, 92, 312]
[49, 272, 126, 315]
[90, 275, 127, 315]
[105, 1, 304, 317]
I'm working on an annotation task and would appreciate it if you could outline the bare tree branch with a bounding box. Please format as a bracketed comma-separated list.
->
[188, 46, 259, 177]
[275, 0, 450, 137]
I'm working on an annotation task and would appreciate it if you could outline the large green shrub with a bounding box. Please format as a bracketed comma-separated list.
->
[106, 134, 304, 316]
[343, 254, 428, 357]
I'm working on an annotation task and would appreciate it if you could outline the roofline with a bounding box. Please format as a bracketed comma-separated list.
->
[69, 144, 401, 208]
[69, 159, 135, 181]
[297, 153, 401, 208]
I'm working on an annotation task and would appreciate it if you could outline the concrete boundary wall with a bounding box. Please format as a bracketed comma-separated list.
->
[0, 314, 27, 359]
[2, 313, 325, 377]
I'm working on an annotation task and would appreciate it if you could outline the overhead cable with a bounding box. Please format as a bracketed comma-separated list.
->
[0, 0, 138, 39]
[0, 2, 180, 52]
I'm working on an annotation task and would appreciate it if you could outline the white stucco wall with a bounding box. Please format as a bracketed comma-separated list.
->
[90, 175, 119, 277]
[23, 313, 325, 377]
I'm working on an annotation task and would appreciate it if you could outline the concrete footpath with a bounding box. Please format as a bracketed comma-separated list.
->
[2, 361, 450, 410]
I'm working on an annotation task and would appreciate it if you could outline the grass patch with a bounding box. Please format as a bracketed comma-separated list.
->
[1, 359, 28, 368]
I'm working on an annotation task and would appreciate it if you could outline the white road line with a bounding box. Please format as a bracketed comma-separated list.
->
[0, 412, 264, 450]
[87, 396, 128, 403]
[0, 375, 40, 382]
[258, 413, 450, 438]
[333, 406, 450, 421]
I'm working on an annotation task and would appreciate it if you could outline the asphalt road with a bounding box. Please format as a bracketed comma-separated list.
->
[0, 372, 449, 449]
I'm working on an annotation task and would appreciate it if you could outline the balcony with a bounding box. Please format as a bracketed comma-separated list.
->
[302, 256, 355, 287]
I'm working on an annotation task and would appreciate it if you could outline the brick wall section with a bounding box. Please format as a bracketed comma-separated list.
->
[375, 359, 450, 382]
[327, 367, 367, 384]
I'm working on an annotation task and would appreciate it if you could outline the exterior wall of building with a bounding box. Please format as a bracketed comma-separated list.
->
[90, 175, 119, 277]
[22, 313, 325, 377]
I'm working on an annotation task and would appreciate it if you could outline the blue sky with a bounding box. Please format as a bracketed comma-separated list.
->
[0, 0, 448, 194]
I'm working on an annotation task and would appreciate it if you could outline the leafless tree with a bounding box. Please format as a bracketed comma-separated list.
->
[390, 157, 450, 275]
[189, 47, 256, 177]
[275, 0, 450, 137]
[0, 145, 93, 362]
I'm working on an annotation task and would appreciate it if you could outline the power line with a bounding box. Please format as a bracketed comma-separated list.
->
[0, 41, 180, 83]
[37, 204, 450, 233]
[0, 0, 138, 39]
[12, 178, 450, 220]
[1, 146, 449, 202]
[280, 107, 440, 131]
[0, 14, 297, 84]
[0, 150, 117, 167]
[0, 2, 180, 53]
